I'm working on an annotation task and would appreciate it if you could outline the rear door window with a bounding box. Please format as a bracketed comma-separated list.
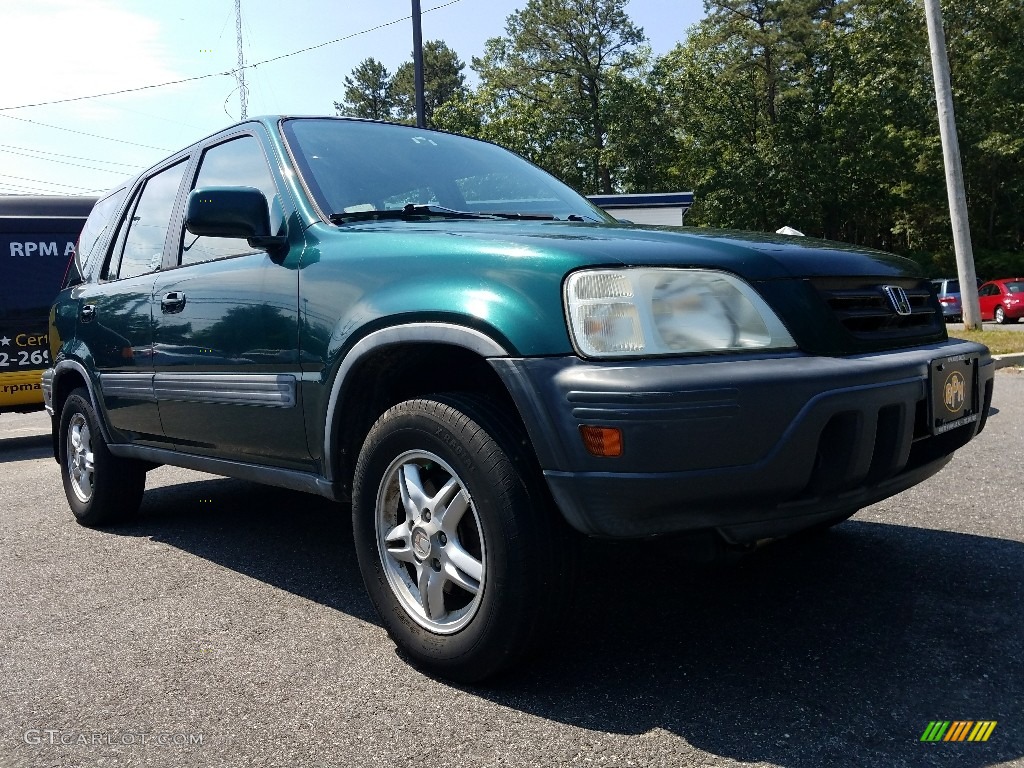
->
[109, 161, 188, 280]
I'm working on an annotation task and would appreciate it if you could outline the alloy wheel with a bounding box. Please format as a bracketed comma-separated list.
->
[67, 413, 95, 503]
[375, 450, 486, 634]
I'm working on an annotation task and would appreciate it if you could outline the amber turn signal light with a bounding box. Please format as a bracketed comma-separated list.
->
[579, 425, 623, 457]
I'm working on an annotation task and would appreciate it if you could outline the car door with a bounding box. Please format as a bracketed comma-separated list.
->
[150, 130, 309, 468]
[977, 283, 998, 320]
[75, 159, 189, 443]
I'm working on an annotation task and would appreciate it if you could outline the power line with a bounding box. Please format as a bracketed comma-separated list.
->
[0, 143, 142, 169]
[0, 71, 233, 112]
[0, 184, 55, 196]
[0, 114, 172, 151]
[0, 173, 100, 192]
[0, 0, 465, 113]
[0, 180, 94, 196]
[244, 0, 463, 69]
[0, 147, 137, 175]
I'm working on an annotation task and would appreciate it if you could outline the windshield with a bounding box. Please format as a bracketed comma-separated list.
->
[281, 118, 611, 223]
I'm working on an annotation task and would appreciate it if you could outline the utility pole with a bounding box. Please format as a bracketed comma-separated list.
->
[923, 0, 980, 328]
[411, 0, 426, 128]
[235, 0, 248, 120]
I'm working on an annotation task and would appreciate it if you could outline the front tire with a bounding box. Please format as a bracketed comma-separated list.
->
[59, 388, 146, 527]
[352, 394, 571, 683]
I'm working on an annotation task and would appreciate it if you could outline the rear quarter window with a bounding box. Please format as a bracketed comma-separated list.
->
[78, 187, 128, 280]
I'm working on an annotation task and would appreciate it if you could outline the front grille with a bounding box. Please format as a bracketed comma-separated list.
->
[813, 278, 944, 343]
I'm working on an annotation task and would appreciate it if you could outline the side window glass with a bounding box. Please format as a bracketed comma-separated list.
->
[116, 161, 188, 280]
[181, 136, 278, 266]
[103, 187, 141, 281]
[78, 187, 128, 279]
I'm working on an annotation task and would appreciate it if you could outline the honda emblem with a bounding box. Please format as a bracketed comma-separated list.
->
[883, 285, 912, 316]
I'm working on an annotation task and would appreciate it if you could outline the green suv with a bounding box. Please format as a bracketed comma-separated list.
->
[44, 116, 994, 681]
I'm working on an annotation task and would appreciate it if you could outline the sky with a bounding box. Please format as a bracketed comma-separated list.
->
[0, 0, 706, 200]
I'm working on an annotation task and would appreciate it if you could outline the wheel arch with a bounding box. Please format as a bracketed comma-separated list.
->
[49, 360, 113, 461]
[322, 323, 535, 496]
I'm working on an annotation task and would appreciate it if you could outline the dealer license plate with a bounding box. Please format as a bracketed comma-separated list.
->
[929, 354, 979, 435]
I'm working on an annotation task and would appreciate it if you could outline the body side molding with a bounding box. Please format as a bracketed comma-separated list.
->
[152, 373, 297, 407]
[100, 372, 156, 402]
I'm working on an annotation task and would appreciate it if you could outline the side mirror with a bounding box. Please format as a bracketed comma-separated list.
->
[184, 186, 287, 253]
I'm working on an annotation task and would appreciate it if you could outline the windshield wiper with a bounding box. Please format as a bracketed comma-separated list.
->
[485, 212, 602, 222]
[329, 204, 595, 224]
[482, 211, 556, 220]
[329, 203, 501, 224]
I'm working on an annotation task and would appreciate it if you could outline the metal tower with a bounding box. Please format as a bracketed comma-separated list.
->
[235, 0, 248, 119]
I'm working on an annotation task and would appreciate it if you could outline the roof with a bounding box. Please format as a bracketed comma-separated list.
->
[0, 195, 98, 219]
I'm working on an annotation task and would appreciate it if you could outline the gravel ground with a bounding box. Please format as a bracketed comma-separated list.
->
[1, 372, 1022, 768]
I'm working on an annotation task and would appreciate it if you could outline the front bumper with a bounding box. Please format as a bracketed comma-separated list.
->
[40, 367, 55, 415]
[491, 340, 994, 539]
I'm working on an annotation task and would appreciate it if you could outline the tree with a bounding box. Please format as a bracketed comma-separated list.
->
[472, 0, 646, 194]
[392, 40, 468, 127]
[334, 58, 395, 121]
[602, 67, 682, 193]
[659, 0, 940, 244]
[945, 0, 1024, 255]
[652, 0, 1023, 273]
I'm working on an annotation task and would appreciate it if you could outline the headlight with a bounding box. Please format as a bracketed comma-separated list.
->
[564, 268, 796, 357]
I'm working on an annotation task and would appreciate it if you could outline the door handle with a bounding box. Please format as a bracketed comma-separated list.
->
[160, 292, 186, 313]
[79, 304, 96, 323]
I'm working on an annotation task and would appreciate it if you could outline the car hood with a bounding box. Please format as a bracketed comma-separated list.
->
[338, 220, 923, 282]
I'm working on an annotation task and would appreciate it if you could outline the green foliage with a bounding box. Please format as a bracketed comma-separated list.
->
[334, 42, 467, 128]
[945, 0, 1024, 253]
[651, 0, 1023, 266]
[392, 41, 469, 126]
[334, 58, 395, 120]
[470, 0, 649, 193]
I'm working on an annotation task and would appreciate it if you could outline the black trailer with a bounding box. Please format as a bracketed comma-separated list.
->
[0, 195, 96, 412]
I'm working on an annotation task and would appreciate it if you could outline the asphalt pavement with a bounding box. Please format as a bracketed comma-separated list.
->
[1, 372, 1022, 768]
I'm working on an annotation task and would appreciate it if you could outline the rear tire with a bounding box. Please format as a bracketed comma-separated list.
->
[352, 393, 573, 683]
[59, 388, 146, 527]
[995, 306, 1007, 324]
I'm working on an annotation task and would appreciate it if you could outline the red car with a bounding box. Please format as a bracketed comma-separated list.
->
[978, 278, 1024, 324]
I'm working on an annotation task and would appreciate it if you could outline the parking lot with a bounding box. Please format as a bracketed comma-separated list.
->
[1, 371, 1022, 768]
